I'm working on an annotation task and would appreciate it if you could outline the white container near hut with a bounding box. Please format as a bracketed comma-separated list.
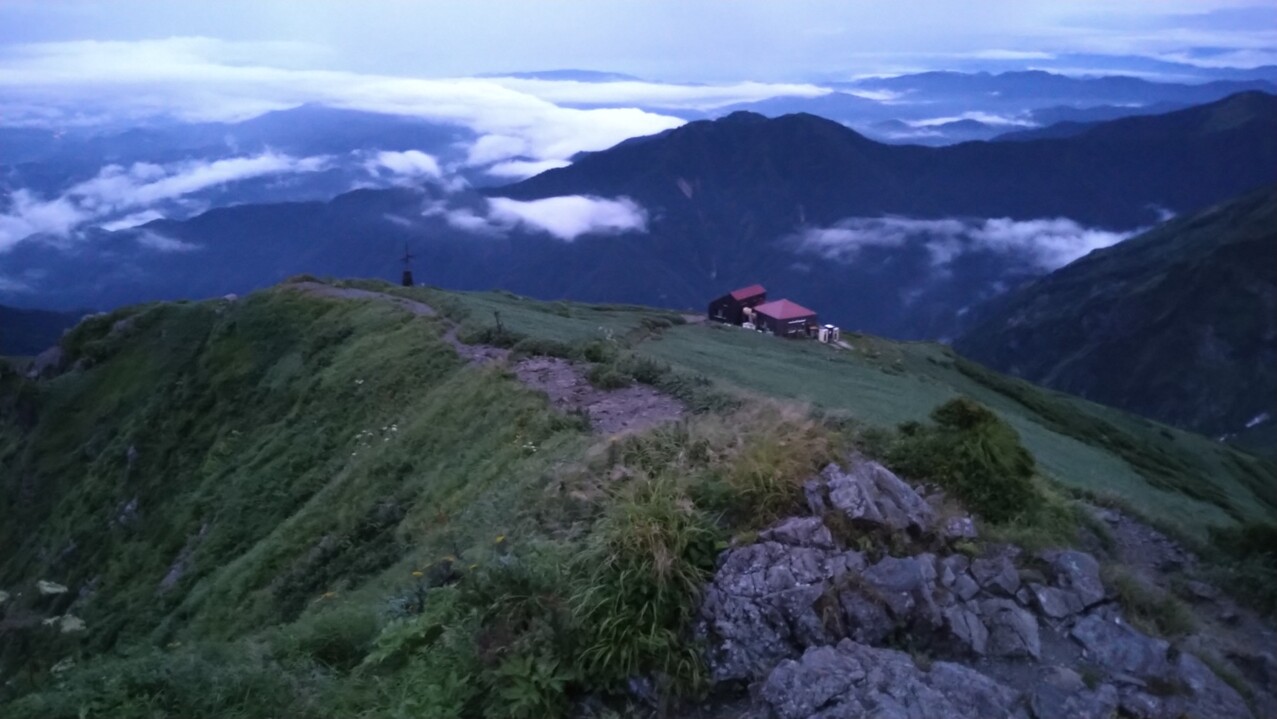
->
[818, 324, 841, 343]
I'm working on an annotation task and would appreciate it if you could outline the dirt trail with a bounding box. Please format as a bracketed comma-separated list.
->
[286, 281, 684, 435]
[286, 281, 437, 316]
[513, 356, 684, 435]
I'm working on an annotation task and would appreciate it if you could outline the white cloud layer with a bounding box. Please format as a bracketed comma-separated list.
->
[0, 37, 691, 166]
[487, 196, 648, 241]
[364, 150, 442, 179]
[794, 215, 1135, 271]
[485, 159, 572, 180]
[0, 151, 330, 251]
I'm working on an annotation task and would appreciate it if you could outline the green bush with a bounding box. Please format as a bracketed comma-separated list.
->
[571, 478, 719, 693]
[587, 365, 631, 390]
[511, 337, 577, 359]
[272, 604, 380, 670]
[4, 644, 300, 719]
[1103, 566, 1197, 637]
[1209, 522, 1277, 614]
[888, 397, 1038, 523]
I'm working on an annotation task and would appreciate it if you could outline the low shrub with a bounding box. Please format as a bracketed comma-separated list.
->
[587, 365, 631, 390]
[272, 604, 380, 670]
[1103, 566, 1196, 637]
[888, 397, 1038, 523]
[510, 337, 576, 360]
[571, 477, 720, 694]
[1208, 522, 1277, 615]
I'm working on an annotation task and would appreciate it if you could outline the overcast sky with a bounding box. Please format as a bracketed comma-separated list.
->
[2, 0, 1275, 82]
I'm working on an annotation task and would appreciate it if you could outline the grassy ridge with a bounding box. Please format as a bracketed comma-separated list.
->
[0, 279, 1272, 716]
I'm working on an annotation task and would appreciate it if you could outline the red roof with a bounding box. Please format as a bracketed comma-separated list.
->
[729, 284, 766, 302]
[754, 299, 817, 321]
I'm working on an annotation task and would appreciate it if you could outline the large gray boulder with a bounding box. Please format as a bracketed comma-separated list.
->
[971, 552, 1021, 597]
[804, 461, 936, 535]
[981, 598, 1041, 660]
[1070, 615, 1172, 680]
[1029, 666, 1119, 719]
[859, 554, 942, 627]
[700, 519, 865, 682]
[761, 639, 1024, 719]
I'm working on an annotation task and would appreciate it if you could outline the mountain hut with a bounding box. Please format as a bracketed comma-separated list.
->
[753, 299, 818, 337]
[707, 284, 767, 325]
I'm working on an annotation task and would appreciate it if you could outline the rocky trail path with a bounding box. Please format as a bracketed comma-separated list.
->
[291, 281, 685, 436]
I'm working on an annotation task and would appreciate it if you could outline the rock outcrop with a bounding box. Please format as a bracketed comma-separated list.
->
[698, 459, 1268, 718]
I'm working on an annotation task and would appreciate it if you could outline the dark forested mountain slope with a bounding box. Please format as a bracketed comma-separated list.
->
[955, 186, 1277, 448]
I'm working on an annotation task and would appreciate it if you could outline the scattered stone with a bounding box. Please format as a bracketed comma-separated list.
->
[26, 346, 65, 380]
[1029, 666, 1119, 719]
[759, 517, 837, 550]
[1173, 651, 1253, 719]
[981, 598, 1041, 660]
[804, 461, 936, 535]
[954, 573, 981, 602]
[942, 515, 979, 541]
[1041, 550, 1105, 608]
[1029, 582, 1087, 619]
[971, 553, 1021, 597]
[944, 604, 989, 655]
[1069, 615, 1171, 680]
[58, 614, 86, 634]
[36, 580, 67, 596]
[760, 639, 1022, 719]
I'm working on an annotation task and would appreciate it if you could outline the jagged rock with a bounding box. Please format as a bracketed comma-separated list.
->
[971, 553, 1021, 597]
[760, 639, 1022, 719]
[1070, 615, 1172, 680]
[804, 461, 936, 534]
[26, 346, 65, 380]
[759, 516, 837, 550]
[1173, 652, 1253, 719]
[1040, 550, 1105, 608]
[700, 521, 866, 682]
[944, 604, 989, 655]
[838, 590, 894, 645]
[954, 573, 981, 601]
[1028, 582, 1087, 619]
[1029, 666, 1119, 719]
[981, 598, 1041, 660]
[941, 554, 971, 578]
[860, 554, 941, 627]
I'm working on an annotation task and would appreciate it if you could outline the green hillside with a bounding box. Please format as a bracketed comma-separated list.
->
[1, 278, 1272, 717]
[956, 186, 1277, 450]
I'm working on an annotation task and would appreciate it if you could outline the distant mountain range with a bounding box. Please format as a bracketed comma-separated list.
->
[720, 71, 1276, 145]
[4, 92, 1275, 345]
[955, 186, 1277, 452]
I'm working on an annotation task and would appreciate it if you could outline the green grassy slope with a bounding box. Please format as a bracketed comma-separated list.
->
[0, 278, 1272, 716]
[344, 279, 1274, 542]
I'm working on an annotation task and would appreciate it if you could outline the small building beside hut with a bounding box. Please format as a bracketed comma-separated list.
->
[753, 299, 818, 338]
[707, 284, 767, 325]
